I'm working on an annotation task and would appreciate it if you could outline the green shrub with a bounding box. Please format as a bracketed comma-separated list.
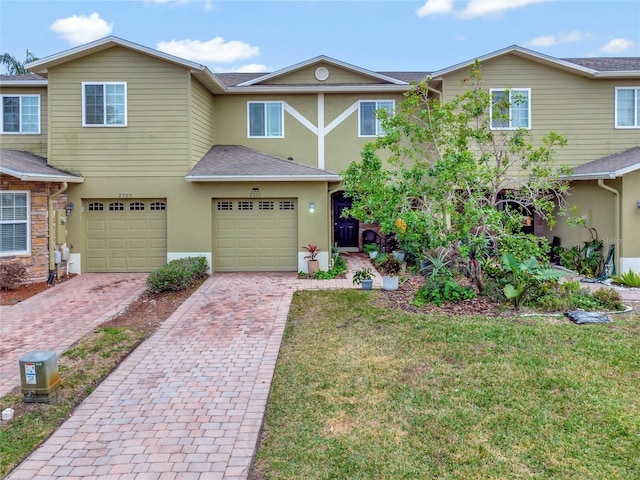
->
[412, 273, 476, 307]
[0, 262, 28, 290]
[611, 270, 640, 288]
[312, 256, 348, 280]
[591, 288, 624, 311]
[146, 256, 208, 294]
[498, 234, 550, 263]
[532, 282, 624, 312]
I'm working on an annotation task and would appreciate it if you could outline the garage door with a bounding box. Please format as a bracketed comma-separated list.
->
[85, 199, 167, 272]
[214, 199, 297, 271]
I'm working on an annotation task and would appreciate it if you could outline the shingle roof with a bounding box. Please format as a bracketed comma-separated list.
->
[562, 57, 640, 71]
[0, 73, 46, 81]
[0, 149, 83, 182]
[185, 145, 341, 181]
[570, 146, 640, 179]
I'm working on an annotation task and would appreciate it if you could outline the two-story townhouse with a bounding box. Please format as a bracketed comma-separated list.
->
[1, 36, 638, 283]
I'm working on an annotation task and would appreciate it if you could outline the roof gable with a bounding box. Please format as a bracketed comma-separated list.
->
[431, 45, 639, 79]
[236, 55, 409, 87]
[25, 36, 225, 93]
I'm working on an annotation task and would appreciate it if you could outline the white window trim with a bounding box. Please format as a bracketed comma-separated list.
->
[489, 88, 531, 131]
[1, 94, 41, 134]
[247, 101, 284, 138]
[358, 100, 395, 138]
[614, 86, 640, 129]
[0, 190, 31, 256]
[82, 82, 128, 127]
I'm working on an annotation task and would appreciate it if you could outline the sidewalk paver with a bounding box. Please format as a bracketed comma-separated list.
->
[4, 255, 378, 480]
[0, 273, 148, 398]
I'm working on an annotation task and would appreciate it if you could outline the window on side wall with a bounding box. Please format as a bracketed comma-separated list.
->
[248, 101, 283, 138]
[1, 95, 40, 134]
[615, 87, 640, 128]
[490, 88, 531, 130]
[359, 100, 394, 137]
[0, 191, 30, 255]
[82, 82, 127, 127]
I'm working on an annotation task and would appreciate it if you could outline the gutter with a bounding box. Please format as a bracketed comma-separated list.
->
[48, 182, 68, 284]
[597, 179, 620, 272]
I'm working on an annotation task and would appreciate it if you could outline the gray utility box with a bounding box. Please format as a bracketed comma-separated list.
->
[19, 350, 60, 403]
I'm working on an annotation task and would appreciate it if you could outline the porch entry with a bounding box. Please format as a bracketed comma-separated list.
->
[332, 192, 359, 248]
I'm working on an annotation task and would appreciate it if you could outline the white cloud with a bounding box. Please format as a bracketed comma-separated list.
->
[416, 0, 454, 17]
[600, 38, 634, 54]
[214, 63, 272, 73]
[50, 13, 113, 46]
[461, 0, 552, 19]
[156, 37, 260, 63]
[524, 30, 587, 48]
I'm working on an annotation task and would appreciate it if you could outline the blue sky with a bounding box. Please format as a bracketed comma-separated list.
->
[1, 0, 639, 74]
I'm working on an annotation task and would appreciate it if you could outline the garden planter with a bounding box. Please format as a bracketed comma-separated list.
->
[308, 260, 320, 275]
[369, 251, 378, 259]
[361, 279, 373, 290]
[382, 276, 398, 291]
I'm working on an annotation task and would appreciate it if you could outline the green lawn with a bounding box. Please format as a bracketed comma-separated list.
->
[254, 290, 640, 479]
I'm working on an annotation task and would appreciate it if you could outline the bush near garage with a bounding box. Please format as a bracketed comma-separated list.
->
[146, 256, 208, 294]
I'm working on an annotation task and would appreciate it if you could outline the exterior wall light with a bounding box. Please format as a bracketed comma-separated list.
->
[309, 202, 315, 214]
[65, 202, 74, 216]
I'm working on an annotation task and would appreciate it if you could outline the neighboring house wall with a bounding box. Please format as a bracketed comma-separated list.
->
[0, 175, 67, 282]
[46, 46, 192, 176]
[0, 86, 48, 157]
[441, 54, 639, 168]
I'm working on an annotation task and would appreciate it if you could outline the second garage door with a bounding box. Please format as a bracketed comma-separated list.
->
[214, 199, 297, 271]
[85, 199, 167, 272]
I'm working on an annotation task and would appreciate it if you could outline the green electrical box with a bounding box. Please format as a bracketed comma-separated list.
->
[19, 350, 60, 403]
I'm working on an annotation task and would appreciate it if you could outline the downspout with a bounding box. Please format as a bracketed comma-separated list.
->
[48, 182, 68, 284]
[597, 179, 620, 271]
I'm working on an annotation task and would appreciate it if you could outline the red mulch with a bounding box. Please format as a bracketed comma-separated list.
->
[0, 275, 77, 306]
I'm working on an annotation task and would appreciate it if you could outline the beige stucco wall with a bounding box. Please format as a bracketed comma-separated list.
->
[440, 54, 639, 169]
[621, 171, 640, 272]
[0, 86, 48, 157]
[64, 178, 330, 273]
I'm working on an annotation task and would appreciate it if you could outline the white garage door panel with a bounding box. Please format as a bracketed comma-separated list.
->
[85, 199, 167, 273]
[213, 198, 297, 272]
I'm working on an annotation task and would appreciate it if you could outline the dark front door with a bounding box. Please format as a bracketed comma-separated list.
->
[333, 193, 359, 247]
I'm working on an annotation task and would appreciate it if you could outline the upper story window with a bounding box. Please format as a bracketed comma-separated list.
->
[82, 82, 127, 127]
[1, 95, 40, 134]
[0, 191, 30, 255]
[615, 87, 640, 128]
[490, 88, 531, 130]
[248, 101, 283, 138]
[359, 100, 394, 137]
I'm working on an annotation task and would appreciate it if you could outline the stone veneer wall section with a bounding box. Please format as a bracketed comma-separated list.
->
[1, 175, 68, 283]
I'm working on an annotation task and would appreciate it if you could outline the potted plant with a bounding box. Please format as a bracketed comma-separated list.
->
[364, 243, 378, 259]
[376, 255, 401, 291]
[302, 243, 320, 275]
[352, 267, 374, 290]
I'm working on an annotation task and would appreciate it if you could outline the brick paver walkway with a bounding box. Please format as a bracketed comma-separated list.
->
[0, 274, 148, 398]
[4, 255, 380, 480]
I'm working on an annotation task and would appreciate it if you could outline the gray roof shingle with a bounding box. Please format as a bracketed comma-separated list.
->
[570, 146, 640, 179]
[0, 149, 83, 182]
[186, 145, 341, 181]
[562, 57, 640, 71]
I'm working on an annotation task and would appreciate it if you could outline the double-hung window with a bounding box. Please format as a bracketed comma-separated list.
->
[82, 82, 127, 126]
[359, 100, 394, 137]
[1, 95, 40, 134]
[0, 191, 30, 255]
[490, 88, 531, 130]
[248, 101, 283, 137]
[615, 87, 640, 128]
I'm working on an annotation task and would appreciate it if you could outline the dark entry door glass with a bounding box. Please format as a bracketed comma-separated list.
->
[333, 193, 359, 247]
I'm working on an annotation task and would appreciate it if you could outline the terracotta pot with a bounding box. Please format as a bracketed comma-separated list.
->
[308, 260, 320, 274]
